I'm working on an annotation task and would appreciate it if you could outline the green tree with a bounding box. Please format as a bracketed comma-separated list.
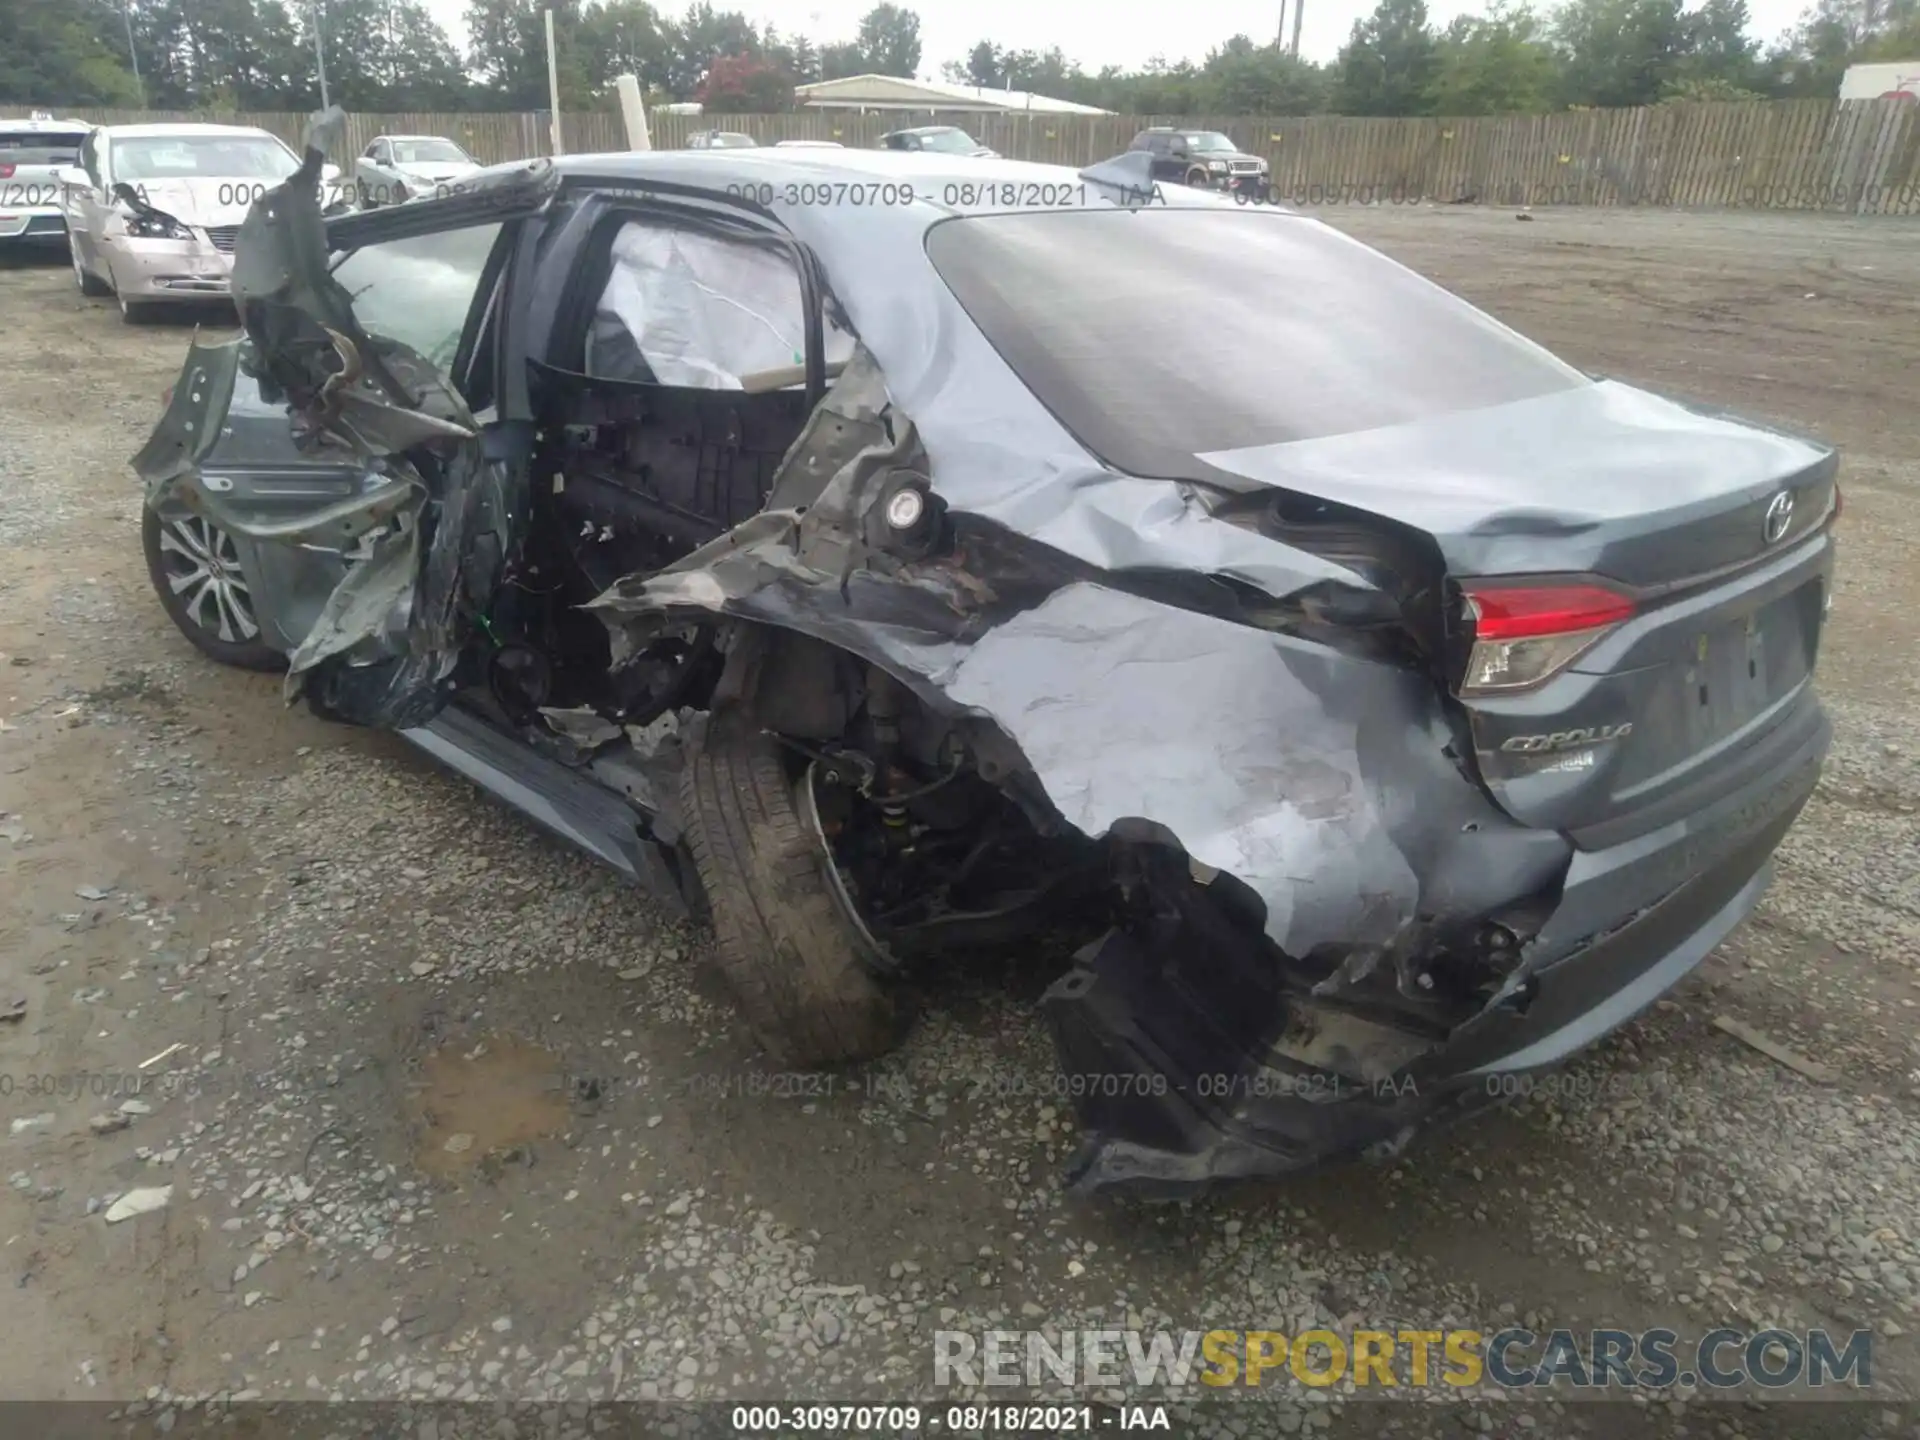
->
[1335, 0, 1441, 113]
[818, 39, 863, 79]
[1659, 72, 1765, 96]
[854, 3, 920, 77]
[467, 0, 580, 106]
[1671, 0, 1763, 90]
[942, 39, 1003, 87]
[1203, 36, 1328, 112]
[304, 0, 470, 109]
[129, 0, 312, 108]
[1551, 0, 1688, 107]
[667, 2, 759, 96]
[0, 0, 145, 105]
[785, 33, 820, 82]
[1427, 2, 1557, 113]
[584, 0, 675, 95]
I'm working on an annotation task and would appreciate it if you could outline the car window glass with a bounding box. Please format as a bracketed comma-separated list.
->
[0, 129, 87, 165]
[585, 219, 854, 389]
[330, 222, 504, 372]
[393, 139, 467, 164]
[928, 209, 1587, 463]
[113, 136, 300, 181]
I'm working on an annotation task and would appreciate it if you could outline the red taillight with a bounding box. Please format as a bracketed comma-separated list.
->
[0, 163, 15, 179]
[1459, 581, 1635, 694]
[1461, 584, 1636, 641]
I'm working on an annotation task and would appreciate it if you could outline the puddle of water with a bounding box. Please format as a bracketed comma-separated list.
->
[408, 1034, 569, 1179]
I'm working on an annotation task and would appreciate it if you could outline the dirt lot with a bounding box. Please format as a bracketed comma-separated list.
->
[2, 206, 1919, 1438]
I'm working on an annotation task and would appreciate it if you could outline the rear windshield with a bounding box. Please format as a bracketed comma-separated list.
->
[0, 129, 87, 165]
[924, 209, 1587, 473]
[917, 129, 979, 154]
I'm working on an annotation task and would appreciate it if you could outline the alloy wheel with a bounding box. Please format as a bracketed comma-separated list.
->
[155, 516, 260, 643]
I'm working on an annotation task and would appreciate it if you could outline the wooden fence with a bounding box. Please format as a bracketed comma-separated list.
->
[39, 98, 1920, 215]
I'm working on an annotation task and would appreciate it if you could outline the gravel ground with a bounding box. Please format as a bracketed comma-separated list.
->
[2, 207, 1919, 1440]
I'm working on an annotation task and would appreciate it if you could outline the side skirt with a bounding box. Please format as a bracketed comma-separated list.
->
[400, 705, 691, 914]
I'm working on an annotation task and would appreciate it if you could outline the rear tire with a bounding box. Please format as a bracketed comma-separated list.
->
[142, 506, 285, 672]
[680, 713, 901, 1067]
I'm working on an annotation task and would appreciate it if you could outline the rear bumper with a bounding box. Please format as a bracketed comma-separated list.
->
[1043, 695, 1829, 1199]
[0, 211, 68, 244]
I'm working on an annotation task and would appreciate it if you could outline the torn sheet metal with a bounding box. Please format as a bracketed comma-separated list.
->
[136, 104, 518, 730]
[591, 351, 1567, 958]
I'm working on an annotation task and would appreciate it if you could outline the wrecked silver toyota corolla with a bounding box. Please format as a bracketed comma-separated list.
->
[134, 113, 1839, 1198]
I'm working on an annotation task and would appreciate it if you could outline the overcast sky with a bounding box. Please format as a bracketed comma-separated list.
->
[416, 0, 1814, 83]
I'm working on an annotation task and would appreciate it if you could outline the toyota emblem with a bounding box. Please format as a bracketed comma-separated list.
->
[1763, 490, 1794, 544]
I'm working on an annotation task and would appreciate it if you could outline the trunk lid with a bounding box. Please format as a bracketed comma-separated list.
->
[1197, 379, 1837, 843]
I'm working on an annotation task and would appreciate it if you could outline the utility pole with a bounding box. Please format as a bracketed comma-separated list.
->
[1277, 0, 1288, 48]
[1290, 0, 1304, 57]
[545, 10, 564, 156]
[311, 0, 331, 108]
[123, 0, 145, 106]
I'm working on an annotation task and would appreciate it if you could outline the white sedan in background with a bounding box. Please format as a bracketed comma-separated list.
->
[0, 113, 92, 250]
[61, 122, 345, 323]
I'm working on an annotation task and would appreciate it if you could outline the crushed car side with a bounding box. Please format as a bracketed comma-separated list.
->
[137, 144, 1836, 1200]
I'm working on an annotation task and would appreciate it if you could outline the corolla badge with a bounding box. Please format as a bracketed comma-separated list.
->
[1501, 723, 1634, 754]
[1763, 490, 1794, 544]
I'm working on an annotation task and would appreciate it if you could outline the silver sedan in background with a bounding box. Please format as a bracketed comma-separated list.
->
[352, 133, 481, 207]
[61, 122, 344, 322]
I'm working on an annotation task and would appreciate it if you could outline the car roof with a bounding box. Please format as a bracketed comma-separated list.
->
[0, 116, 92, 132]
[542, 148, 1269, 218]
[886, 125, 969, 136]
[96, 122, 284, 140]
[377, 134, 459, 142]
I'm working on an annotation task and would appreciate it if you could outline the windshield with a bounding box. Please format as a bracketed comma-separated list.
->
[113, 135, 298, 182]
[1183, 133, 1237, 153]
[391, 139, 469, 165]
[0, 129, 87, 165]
[926, 209, 1587, 470]
[919, 129, 980, 154]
